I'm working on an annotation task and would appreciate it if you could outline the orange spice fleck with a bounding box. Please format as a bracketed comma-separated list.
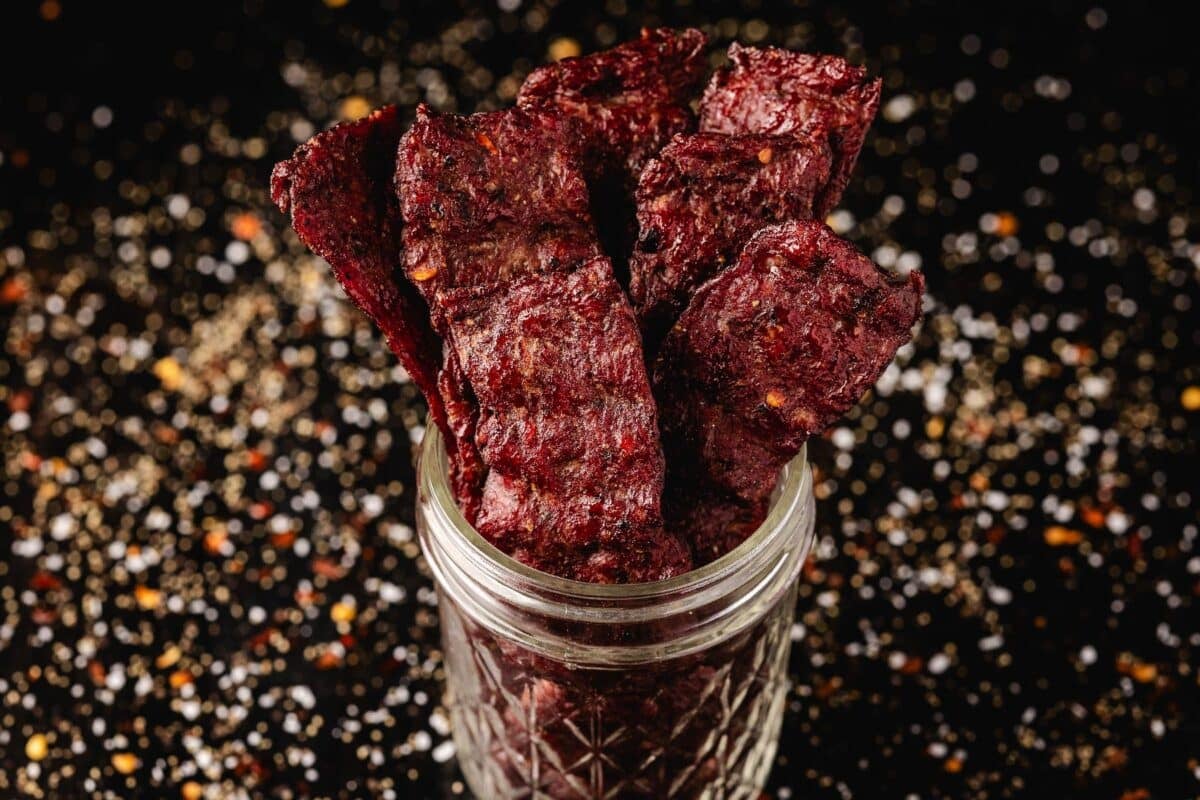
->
[0, 277, 27, 304]
[112, 753, 139, 774]
[231, 212, 262, 241]
[475, 132, 498, 155]
[1043, 526, 1083, 546]
[135, 585, 163, 610]
[995, 211, 1019, 236]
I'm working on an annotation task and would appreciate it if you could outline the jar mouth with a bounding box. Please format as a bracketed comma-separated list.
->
[417, 425, 813, 602]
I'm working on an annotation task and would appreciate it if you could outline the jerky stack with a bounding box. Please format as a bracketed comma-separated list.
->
[275, 29, 710, 583]
[274, 30, 924, 580]
[630, 44, 923, 564]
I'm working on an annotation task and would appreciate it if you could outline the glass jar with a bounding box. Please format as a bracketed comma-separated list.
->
[417, 427, 815, 799]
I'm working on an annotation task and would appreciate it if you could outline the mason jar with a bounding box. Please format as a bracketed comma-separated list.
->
[417, 427, 815, 799]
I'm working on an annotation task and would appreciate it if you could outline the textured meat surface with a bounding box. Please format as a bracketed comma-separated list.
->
[271, 107, 488, 513]
[517, 27, 708, 184]
[666, 491, 768, 567]
[441, 258, 690, 583]
[518, 28, 709, 279]
[629, 132, 834, 344]
[396, 105, 601, 314]
[270, 106, 445, 428]
[699, 44, 882, 215]
[655, 220, 923, 555]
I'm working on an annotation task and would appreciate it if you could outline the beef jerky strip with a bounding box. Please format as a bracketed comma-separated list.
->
[628, 132, 834, 347]
[270, 107, 486, 514]
[517, 28, 709, 277]
[699, 44, 882, 216]
[271, 106, 443, 424]
[396, 104, 600, 312]
[396, 105, 602, 513]
[440, 258, 690, 583]
[655, 220, 923, 561]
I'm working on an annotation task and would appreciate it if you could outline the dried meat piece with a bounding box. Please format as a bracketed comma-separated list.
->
[518, 28, 709, 280]
[517, 27, 709, 184]
[655, 220, 923, 545]
[700, 45, 882, 215]
[441, 258, 690, 583]
[271, 106, 444, 427]
[629, 132, 834, 344]
[272, 107, 485, 512]
[396, 105, 600, 315]
[665, 490, 767, 567]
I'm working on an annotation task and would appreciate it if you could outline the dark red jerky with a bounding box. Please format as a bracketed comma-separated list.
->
[271, 107, 486, 513]
[628, 132, 834, 344]
[699, 44, 882, 216]
[518, 28, 709, 282]
[666, 490, 767, 567]
[440, 258, 690, 583]
[655, 220, 923, 531]
[396, 104, 600, 317]
[270, 106, 444, 428]
[517, 28, 708, 185]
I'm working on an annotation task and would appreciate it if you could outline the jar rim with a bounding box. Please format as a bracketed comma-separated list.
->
[417, 425, 813, 602]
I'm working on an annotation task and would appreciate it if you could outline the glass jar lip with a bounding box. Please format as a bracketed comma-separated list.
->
[417, 425, 812, 601]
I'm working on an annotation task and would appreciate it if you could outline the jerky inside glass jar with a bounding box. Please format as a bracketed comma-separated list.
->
[417, 426, 816, 799]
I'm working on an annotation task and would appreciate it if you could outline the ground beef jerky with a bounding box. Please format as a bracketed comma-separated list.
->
[440, 258, 690, 583]
[699, 45, 882, 216]
[628, 132, 834, 344]
[396, 104, 600, 315]
[270, 106, 444, 428]
[655, 220, 923, 556]
[517, 28, 709, 279]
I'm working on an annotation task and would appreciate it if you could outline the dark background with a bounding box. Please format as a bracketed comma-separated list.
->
[1, 1, 1197, 798]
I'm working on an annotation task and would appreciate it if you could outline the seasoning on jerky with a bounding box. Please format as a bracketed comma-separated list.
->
[518, 28, 709, 277]
[270, 106, 444, 428]
[655, 220, 923, 555]
[700, 44, 882, 216]
[629, 132, 834, 344]
[440, 258, 690, 583]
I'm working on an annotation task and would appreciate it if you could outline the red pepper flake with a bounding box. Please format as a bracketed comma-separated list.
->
[312, 557, 346, 580]
[246, 449, 267, 471]
[1043, 526, 1083, 546]
[475, 131, 499, 155]
[29, 571, 62, 591]
[315, 650, 343, 670]
[230, 211, 262, 241]
[270, 530, 296, 549]
[0, 277, 27, 304]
